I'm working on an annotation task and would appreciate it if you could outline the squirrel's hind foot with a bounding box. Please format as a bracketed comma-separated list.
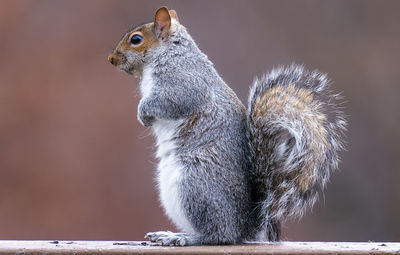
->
[145, 231, 196, 246]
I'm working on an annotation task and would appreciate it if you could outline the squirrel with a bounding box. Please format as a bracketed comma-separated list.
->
[108, 6, 346, 246]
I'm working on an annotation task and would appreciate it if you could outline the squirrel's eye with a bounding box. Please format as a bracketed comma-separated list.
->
[130, 34, 143, 45]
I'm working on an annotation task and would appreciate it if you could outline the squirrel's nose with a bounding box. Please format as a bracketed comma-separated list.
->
[108, 54, 118, 66]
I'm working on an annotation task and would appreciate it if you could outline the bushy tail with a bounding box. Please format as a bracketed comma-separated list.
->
[247, 64, 346, 241]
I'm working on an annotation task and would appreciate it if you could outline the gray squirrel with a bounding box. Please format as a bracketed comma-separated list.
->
[108, 6, 346, 246]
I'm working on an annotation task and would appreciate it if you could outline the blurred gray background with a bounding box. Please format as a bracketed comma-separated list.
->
[0, 0, 399, 241]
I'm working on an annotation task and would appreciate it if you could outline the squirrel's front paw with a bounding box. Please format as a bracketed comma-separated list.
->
[145, 231, 189, 246]
[138, 101, 155, 126]
[139, 114, 155, 127]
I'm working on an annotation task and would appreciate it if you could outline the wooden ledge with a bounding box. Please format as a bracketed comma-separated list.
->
[0, 241, 399, 254]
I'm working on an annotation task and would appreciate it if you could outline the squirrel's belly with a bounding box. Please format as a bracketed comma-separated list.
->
[152, 119, 195, 234]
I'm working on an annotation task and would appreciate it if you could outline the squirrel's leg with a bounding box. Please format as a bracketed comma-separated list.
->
[176, 162, 246, 246]
[145, 231, 200, 246]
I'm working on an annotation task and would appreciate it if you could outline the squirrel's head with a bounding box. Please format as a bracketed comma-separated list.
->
[108, 6, 179, 77]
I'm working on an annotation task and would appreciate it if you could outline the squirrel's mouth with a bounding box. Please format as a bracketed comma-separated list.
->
[119, 63, 136, 76]
[126, 65, 135, 75]
[121, 62, 140, 77]
[108, 52, 136, 75]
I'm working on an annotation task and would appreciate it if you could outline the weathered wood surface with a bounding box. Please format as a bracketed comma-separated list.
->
[0, 240, 399, 254]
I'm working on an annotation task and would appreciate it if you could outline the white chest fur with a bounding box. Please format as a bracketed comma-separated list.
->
[152, 119, 195, 234]
[140, 66, 154, 100]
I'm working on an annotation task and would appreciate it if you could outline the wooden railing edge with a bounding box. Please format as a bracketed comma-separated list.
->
[0, 240, 399, 254]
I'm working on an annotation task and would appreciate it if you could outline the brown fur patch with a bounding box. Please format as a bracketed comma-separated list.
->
[179, 112, 200, 138]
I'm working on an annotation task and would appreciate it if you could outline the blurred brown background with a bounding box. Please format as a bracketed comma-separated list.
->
[0, 0, 399, 242]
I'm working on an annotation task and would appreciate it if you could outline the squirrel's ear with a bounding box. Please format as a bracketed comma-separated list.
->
[154, 6, 171, 41]
[169, 10, 179, 22]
